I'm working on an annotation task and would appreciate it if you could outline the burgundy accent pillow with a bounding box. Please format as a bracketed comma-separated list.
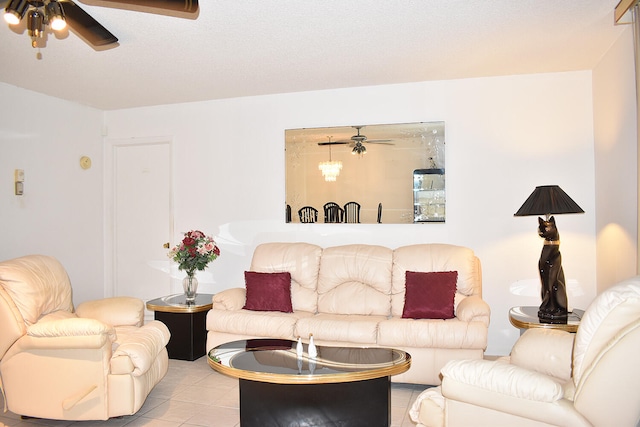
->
[243, 271, 293, 313]
[402, 271, 458, 319]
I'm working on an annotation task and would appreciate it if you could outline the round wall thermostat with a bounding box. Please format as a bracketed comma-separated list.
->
[80, 156, 92, 170]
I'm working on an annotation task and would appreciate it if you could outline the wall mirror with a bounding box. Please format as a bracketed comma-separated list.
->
[285, 121, 445, 224]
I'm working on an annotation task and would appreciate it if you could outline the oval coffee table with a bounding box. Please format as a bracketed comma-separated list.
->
[208, 338, 411, 427]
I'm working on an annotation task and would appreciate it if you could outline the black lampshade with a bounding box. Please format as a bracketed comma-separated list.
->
[514, 185, 584, 217]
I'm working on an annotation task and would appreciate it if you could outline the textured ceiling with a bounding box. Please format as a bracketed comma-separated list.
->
[0, 0, 627, 110]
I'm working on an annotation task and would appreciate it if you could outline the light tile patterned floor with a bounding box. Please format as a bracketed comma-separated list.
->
[0, 356, 430, 427]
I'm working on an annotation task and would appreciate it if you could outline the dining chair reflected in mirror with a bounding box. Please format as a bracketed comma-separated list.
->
[323, 202, 344, 223]
[298, 206, 318, 223]
[377, 202, 382, 224]
[286, 204, 292, 223]
[344, 201, 361, 223]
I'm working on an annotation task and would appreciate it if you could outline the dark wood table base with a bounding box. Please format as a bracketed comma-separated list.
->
[146, 294, 213, 361]
[154, 310, 207, 361]
[239, 376, 391, 427]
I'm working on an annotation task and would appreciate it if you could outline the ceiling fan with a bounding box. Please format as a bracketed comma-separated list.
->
[317, 126, 393, 155]
[3, 0, 198, 48]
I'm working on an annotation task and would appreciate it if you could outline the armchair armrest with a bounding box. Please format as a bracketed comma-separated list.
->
[455, 295, 491, 326]
[441, 359, 564, 402]
[76, 296, 144, 327]
[28, 317, 115, 339]
[433, 360, 588, 427]
[212, 288, 246, 311]
[1, 318, 116, 358]
[111, 320, 170, 376]
[510, 328, 575, 381]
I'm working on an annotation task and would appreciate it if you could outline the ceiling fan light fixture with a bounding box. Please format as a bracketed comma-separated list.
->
[352, 143, 367, 156]
[4, 0, 29, 25]
[27, 9, 44, 39]
[46, 2, 66, 31]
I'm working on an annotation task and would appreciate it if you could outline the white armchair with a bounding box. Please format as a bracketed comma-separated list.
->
[0, 255, 170, 421]
[411, 276, 640, 427]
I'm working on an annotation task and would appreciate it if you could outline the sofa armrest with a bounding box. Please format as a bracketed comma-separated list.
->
[212, 288, 246, 311]
[441, 359, 564, 402]
[111, 320, 170, 376]
[455, 295, 491, 326]
[510, 328, 575, 381]
[76, 296, 144, 327]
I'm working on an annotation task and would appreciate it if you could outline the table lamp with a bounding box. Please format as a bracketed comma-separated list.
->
[514, 185, 584, 321]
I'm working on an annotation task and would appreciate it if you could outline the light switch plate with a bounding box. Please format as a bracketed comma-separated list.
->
[14, 169, 24, 182]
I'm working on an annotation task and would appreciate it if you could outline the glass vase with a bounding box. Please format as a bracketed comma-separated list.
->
[182, 273, 198, 303]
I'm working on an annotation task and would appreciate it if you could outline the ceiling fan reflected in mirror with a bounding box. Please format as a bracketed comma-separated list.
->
[317, 125, 393, 156]
[3, 0, 198, 49]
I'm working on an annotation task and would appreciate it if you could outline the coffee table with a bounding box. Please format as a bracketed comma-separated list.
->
[207, 339, 411, 427]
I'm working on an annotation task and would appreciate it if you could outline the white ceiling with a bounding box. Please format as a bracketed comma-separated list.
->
[0, 0, 627, 110]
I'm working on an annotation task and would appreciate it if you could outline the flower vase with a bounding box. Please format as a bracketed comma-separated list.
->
[182, 273, 198, 303]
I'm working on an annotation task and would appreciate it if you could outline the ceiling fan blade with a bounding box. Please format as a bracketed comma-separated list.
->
[318, 141, 349, 146]
[94, 0, 198, 13]
[365, 139, 394, 144]
[62, 1, 118, 46]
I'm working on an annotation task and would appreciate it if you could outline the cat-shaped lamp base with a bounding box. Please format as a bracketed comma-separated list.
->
[537, 216, 568, 321]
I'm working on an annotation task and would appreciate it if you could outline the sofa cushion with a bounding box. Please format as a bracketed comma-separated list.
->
[296, 313, 386, 345]
[250, 243, 322, 313]
[317, 245, 393, 316]
[402, 271, 457, 319]
[208, 309, 314, 339]
[391, 244, 481, 317]
[377, 316, 488, 349]
[243, 271, 293, 313]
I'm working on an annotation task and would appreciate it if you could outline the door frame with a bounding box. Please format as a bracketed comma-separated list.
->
[104, 136, 174, 297]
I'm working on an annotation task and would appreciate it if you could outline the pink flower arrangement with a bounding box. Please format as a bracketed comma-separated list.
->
[168, 230, 220, 275]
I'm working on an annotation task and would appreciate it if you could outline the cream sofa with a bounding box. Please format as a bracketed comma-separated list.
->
[206, 242, 490, 385]
[410, 276, 640, 427]
[0, 255, 170, 421]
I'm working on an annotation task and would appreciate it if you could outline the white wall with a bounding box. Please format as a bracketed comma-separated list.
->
[0, 83, 105, 306]
[593, 25, 638, 292]
[1, 37, 634, 356]
[105, 71, 600, 355]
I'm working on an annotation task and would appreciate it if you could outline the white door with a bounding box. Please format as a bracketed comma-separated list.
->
[109, 139, 173, 304]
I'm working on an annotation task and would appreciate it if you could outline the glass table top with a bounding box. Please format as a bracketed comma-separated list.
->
[208, 339, 411, 384]
[509, 306, 584, 332]
[146, 293, 213, 313]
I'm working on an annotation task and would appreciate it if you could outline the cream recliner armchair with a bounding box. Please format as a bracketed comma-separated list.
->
[0, 255, 170, 421]
[410, 276, 640, 427]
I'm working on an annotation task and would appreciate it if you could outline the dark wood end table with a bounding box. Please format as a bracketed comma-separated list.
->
[146, 293, 213, 361]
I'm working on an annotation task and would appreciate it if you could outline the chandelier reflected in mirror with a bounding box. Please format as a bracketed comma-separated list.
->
[318, 139, 342, 182]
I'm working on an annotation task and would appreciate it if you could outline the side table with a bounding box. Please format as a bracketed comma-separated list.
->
[146, 293, 213, 361]
[509, 306, 584, 334]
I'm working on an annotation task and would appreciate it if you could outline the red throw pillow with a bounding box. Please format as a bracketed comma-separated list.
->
[402, 271, 458, 319]
[243, 271, 293, 313]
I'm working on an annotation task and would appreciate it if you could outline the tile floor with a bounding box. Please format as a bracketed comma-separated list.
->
[0, 356, 430, 427]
